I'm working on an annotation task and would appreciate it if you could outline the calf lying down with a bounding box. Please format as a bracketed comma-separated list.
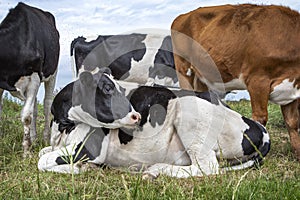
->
[38, 81, 270, 178]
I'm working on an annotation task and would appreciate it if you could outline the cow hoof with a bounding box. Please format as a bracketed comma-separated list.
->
[142, 172, 158, 180]
[23, 151, 33, 158]
[38, 146, 53, 157]
[128, 164, 148, 172]
[80, 162, 99, 172]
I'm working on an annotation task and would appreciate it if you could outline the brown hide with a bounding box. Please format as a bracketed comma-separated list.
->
[171, 4, 300, 160]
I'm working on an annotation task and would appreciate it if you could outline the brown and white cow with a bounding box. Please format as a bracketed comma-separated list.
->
[171, 4, 300, 160]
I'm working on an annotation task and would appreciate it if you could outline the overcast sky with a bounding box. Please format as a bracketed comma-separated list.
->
[0, 0, 299, 101]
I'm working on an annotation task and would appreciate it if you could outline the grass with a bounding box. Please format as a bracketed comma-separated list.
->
[0, 97, 299, 199]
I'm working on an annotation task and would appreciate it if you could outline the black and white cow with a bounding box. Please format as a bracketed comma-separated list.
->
[39, 69, 140, 167]
[70, 33, 178, 86]
[38, 78, 270, 178]
[0, 2, 59, 155]
[54, 68, 141, 129]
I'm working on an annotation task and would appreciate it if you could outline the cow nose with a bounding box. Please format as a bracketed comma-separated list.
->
[130, 112, 141, 124]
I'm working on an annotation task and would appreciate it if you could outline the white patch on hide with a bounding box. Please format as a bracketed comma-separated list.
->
[68, 105, 139, 129]
[104, 99, 190, 167]
[11, 75, 31, 100]
[125, 34, 165, 83]
[78, 65, 100, 76]
[146, 77, 179, 88]
[199, 74, 247, 92]
[270, 79, 300, 105]
[117, 80, 140, 96]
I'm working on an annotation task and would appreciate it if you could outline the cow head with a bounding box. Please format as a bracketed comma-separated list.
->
[69, 68, 141, 129]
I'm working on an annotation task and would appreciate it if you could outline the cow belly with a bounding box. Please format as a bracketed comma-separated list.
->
[269, 79, 300, 105]
[10, 73, 40, 100]
[104, 111, 190, 167]
[105, 132, 190, 167]
[199, 75, 247, 92]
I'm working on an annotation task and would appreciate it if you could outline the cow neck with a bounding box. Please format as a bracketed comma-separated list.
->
[68, 105, 108, 128]
[90, 129, 114, 164]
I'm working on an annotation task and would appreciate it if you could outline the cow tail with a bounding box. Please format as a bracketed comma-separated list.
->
[70, 38, 77, 79]
[70, 37, 80, 56]
[222, 124, 271, 172]
[70, 37, 84, 79]
[70, 52, 76, 80]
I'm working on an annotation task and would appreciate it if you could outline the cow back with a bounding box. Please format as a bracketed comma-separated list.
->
[0, 2, 59, 90]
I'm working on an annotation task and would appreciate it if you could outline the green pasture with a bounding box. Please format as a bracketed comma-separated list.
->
[0, 96, 299, 199]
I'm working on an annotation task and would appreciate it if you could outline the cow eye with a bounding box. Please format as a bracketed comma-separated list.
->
[103, 84, 114, 94]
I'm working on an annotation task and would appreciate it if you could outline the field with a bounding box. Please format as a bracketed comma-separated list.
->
[0, 95, 299, 199]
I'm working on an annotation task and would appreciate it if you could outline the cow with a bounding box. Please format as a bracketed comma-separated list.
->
[171, 4, 300, 160]
[70, 33, 178, 87]
[0, 2, 60, 156]
[38, 78, 270, 178]
[55, 68, 141, 129]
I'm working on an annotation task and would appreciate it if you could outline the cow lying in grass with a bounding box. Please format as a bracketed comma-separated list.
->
[38, 70, 270, 178]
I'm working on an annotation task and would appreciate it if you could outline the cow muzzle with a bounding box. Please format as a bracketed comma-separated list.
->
[129, 111, 141, 125]
[120, 110, 141, 128]
[116, 107, 141, 128]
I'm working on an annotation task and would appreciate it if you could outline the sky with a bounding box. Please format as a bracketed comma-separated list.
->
[0, 0, 299, 102]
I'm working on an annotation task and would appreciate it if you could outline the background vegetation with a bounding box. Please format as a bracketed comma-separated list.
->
[0, 95, 299, 199]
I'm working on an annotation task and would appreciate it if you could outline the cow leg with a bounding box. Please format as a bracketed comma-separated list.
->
[143, 150, 219, 179]
[247, 79, 271, 125]
[38, 140, 92, 174]
[38, 145, 81, 174]
[30, 97, 37, 141]
[298, 99, 300, 132]
[175, 62, 208, 92]
[281, 100, 300, 161]
[43, 71, 57, 142]
[0, 89, 3, 135]
[38, 146, 53, 158]
[193, 75, 208, 92]
[0, 89, 3, 117]
[21, 73, 41, 157]
[174, 54, 195, 90]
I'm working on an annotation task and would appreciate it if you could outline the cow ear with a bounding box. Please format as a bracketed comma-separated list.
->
[99, 67, 112, 75]
[79, 71, 94, 86]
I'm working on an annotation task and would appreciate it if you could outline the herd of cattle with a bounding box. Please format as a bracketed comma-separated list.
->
[0, 2, 299, 178]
